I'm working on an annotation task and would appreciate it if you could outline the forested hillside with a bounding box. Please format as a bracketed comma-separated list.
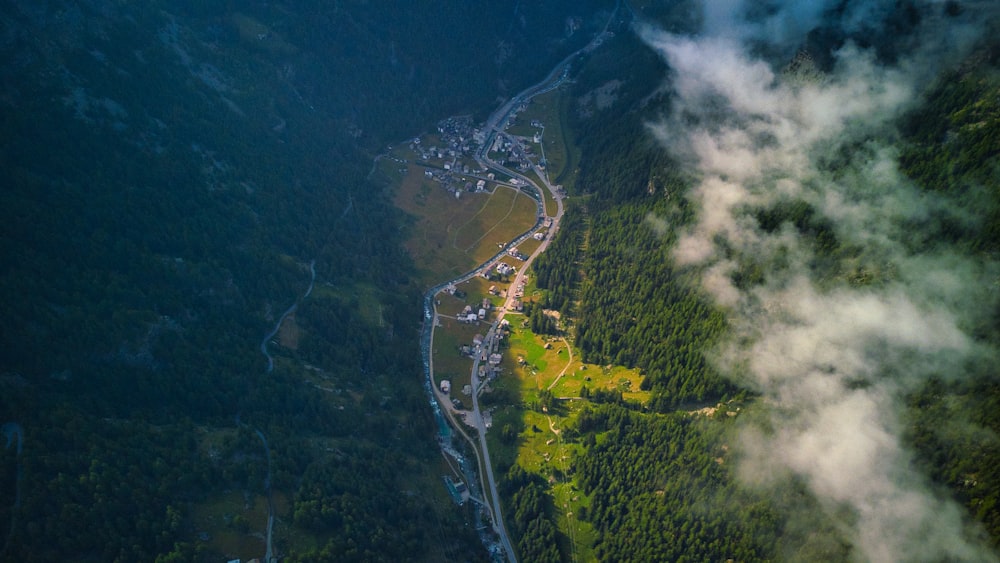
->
[547, 30, 735, 410]
[0, 0, 614, 560]
[574, 405, 793, 562]
[3, 0, 999, 561]
[521, 3, 1000, 560]
[897, 49, 1000, 546]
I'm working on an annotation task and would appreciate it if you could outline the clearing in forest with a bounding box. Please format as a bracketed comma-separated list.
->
[481, 317, 649, 561]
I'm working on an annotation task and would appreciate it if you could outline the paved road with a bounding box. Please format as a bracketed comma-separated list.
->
[420, 5, 621, 560]
[461, 13, 617, 557]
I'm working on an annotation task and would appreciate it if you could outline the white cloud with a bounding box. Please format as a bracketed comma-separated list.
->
[639, 1, 1000, 560]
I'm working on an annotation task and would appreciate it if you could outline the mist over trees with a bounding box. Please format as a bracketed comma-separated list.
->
[524, 1, 1000, 560]
[2, 0, 999, 560]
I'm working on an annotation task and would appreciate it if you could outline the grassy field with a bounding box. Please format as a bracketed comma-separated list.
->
[451, 187, 538, 259]
[393, 165, 538, 288]
[480, 322, 648, 560]
[437, 290, 476, 318]
[431, 316, 480, 410]
[373, 154, 407, 183]
[506, 89, 579, 193]
[518, 169, 561, 219]
[540, 181, 560, 221]
[436, 275, 514, 317]
[513, 235, 541, 259]
[519, 168, 546, 189]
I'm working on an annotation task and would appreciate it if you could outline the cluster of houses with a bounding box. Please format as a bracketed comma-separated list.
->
[412, 115, 478, 159]
[491, 135, 537, 172]
[510, 277, 526, 312]
[411, 115, 494, 188]
[458, 297, 494, 324]
[476, 321, 509, 384]
[436, 115, 477, 149]
[418, 154, 494, 201]
[407, 108, 558, 208]
[415, 111, 546, 180]
[439, 319, 511, 409]
[512, 278, 525, 298]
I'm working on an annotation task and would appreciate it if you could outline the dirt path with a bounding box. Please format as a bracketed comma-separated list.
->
[546, 337, 573, 391]
[546, 416, 560, 435]
[260, 259, 315, 372]
[459, 187, 525, 253]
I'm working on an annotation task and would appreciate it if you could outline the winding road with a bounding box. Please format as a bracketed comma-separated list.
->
[260, 259, 316, 373]
[250, 245, 318, 561]
[418, 5, 621, 560]
[546, 338, 574, 391]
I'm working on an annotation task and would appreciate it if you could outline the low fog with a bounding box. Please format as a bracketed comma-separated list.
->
[641, 1, 1000, 561]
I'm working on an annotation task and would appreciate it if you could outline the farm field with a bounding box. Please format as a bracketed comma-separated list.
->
[392, 164, 538, 288]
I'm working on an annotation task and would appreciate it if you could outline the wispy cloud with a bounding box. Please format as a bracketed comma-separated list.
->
[640, 1, 1000, 561]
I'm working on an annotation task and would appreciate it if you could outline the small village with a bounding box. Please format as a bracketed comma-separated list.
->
[388, 9, 663, 561]
[402, 105, 554, 204]
[434, 271, 523, 423]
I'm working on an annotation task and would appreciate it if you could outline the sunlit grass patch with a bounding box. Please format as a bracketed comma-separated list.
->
[431, 318, 477, 378]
